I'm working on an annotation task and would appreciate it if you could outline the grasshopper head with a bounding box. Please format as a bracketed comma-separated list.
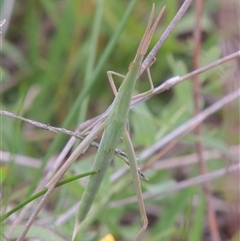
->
[137, 4, 165, 56]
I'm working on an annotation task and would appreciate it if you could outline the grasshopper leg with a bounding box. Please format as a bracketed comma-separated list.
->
[132, 58, 156, 100]
[122, 128, 148, 241]
[107, 67, 155, 100]
[107, 71, 125, 97]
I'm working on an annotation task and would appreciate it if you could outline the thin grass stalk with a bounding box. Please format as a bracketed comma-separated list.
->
[193, 0, 221, 240]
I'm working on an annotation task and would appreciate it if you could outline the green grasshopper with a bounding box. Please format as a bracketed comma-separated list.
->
[46, 4, 165, 241]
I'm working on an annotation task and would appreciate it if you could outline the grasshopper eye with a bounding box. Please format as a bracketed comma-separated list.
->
[128, 61, 135, 70]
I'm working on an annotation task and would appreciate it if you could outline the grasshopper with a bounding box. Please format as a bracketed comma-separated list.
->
[46, 4, 165, 241]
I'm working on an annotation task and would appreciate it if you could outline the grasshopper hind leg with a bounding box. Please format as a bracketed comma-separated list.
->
[122, 128, 148, 241]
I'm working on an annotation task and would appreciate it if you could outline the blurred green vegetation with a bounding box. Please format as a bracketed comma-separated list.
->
[1, 0, 238, 241]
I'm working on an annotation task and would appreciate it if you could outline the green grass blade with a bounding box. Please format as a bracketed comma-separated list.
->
[0, 171, 97, 222]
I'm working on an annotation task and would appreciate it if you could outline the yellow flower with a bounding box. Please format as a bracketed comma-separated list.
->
[100, 234, 115, 241]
